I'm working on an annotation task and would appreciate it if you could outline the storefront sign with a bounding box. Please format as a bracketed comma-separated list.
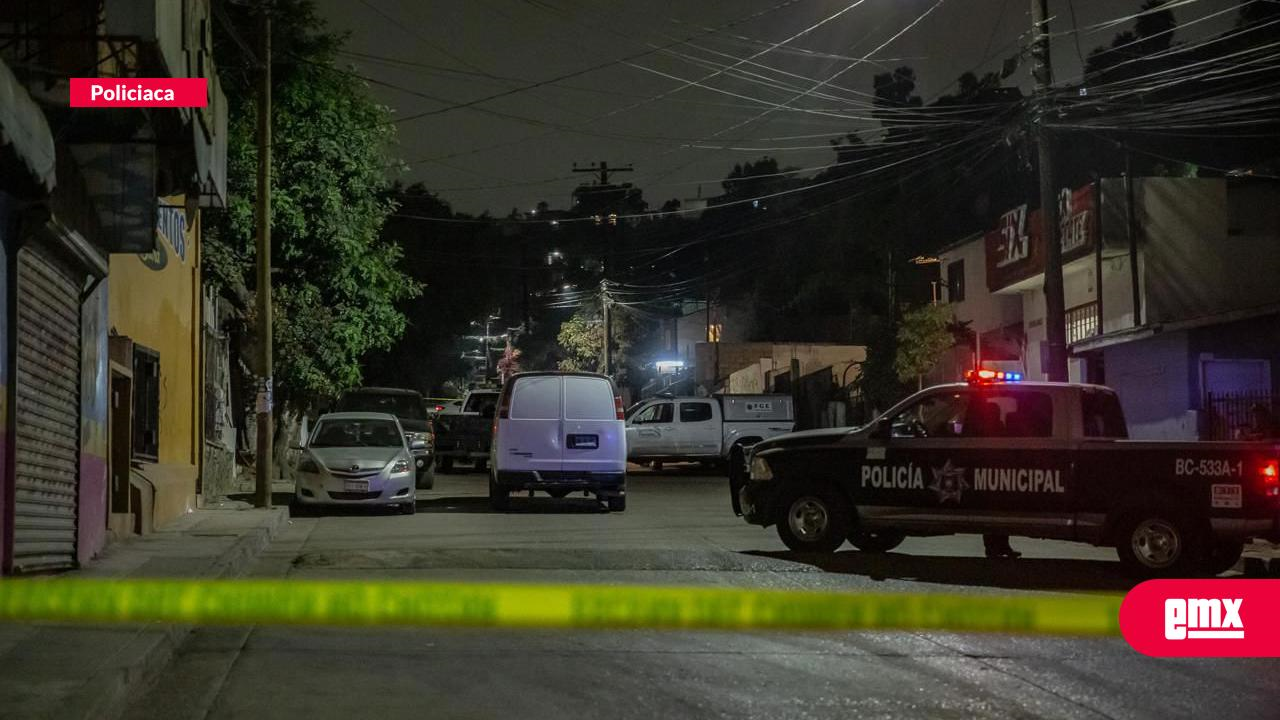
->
[985, 185, 1095, 291]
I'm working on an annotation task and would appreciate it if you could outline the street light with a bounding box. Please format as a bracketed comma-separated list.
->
[469, 314, 502, 378]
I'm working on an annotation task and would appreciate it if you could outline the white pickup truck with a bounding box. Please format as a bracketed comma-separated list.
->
[625, 394, 795, 470]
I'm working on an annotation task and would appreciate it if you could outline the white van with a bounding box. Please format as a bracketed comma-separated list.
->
[490, 372, 627, 511]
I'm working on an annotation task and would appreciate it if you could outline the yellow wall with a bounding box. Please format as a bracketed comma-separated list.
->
[108, 194, 202, 469]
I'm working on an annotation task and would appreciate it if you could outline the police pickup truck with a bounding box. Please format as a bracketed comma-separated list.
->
[731, 374, 1279, 577]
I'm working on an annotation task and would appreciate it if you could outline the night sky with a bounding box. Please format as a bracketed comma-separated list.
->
[315, 0, 1239, 215]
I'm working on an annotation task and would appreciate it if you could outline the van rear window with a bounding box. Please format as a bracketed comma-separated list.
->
[509, 377, 560, 419]
[564, 377, 616, 420]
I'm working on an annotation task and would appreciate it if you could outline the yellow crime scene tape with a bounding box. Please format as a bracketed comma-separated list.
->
[0, 579, 1123, 636]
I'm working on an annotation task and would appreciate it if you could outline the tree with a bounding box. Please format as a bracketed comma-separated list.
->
[556, 309, 602, 372]
[208, 0, 419, 414]
[894, 304, 955, 389]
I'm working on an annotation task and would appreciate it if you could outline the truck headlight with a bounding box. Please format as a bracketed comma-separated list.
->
[405, 431, 429, 445]
[749, 456, 773, 481]
[390, 458, 412, 475]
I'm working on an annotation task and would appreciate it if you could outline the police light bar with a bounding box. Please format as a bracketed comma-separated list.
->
[965, 369, 1023, 384]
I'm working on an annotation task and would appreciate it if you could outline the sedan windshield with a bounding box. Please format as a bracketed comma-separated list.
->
[310, 419, 403, 448]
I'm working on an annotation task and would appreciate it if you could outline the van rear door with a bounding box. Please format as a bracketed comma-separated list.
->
[498, 375, 563, 476]
[563, 375, 623, 476]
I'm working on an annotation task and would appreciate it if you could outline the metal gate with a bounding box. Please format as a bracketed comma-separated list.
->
[12, 245, 82, 571]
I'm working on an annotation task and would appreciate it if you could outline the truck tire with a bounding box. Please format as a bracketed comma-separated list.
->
[488, 476, 509, 511]
[439, 457, 454, 473]
[848, 529, 906, 553]
[415, 468, 435, 490]
[607, 495, 627, 512]
[1205, 541, 1245, 576]
[1115, 510, 1202, 577]
[775, 482, 851, 554]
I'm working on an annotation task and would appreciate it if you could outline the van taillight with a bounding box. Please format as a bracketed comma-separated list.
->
[615, 395, 625, 420]
[1262, 460, 1279, 495]
[498, 389, 512, 420]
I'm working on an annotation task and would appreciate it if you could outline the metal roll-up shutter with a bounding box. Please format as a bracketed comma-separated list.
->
[12, 245, 82, 572]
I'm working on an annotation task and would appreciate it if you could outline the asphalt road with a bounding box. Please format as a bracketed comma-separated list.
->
[123, 467, 1280, 720]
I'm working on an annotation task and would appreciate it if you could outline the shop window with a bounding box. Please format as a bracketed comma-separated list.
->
[132, 345, 160, 460]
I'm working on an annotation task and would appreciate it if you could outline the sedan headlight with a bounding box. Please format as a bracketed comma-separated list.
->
[389, 458, 412, 475]
[298, 458, 321, 474]
[749, 456, 773, 481]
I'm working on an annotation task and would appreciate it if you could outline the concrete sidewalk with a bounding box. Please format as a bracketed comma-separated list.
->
[0, 501, 288, 720]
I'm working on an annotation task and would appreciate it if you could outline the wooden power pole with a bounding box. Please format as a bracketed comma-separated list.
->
[572, 162, 633, 379]
[1030, 0, 1068, 382]
[254, 8, 274, 508]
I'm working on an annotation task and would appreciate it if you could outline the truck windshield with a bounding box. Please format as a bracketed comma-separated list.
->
[337, 392, 426, 419]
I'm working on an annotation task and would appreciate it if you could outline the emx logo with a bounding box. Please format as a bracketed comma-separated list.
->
[1121, 580, 1279, 656]
[1165, 598, 1243, 640]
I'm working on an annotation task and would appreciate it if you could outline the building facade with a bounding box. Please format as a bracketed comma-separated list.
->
[935, 177, 1280, 440]
[0, 0, 226, 573]
[109, 194, 205, 528]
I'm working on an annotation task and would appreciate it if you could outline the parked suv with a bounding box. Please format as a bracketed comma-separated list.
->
[490, 372, 627, 511]
[335, 387, 434, 489]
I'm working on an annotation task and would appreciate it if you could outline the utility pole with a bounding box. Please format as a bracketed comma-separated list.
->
[571, 160, 634, 187]
[601, 281, 612, 376]
[1030, 0, 1068, 381]
[572, 161, 633, 380]
[254, 7, 273, 509]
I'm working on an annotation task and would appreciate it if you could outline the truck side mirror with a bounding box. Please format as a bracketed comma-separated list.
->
[872, 418, 892, 440]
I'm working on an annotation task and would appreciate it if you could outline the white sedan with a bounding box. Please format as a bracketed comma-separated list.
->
[292, 412, 418, 515]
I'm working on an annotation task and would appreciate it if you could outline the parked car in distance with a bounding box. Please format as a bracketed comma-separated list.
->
[428, 398, 462, 417]
[434, 387, 501, 472]
[490, 372, 627, 511]
[625, 394, 795, 471]
[292, 412, 418, 515]
[335, 387, 435, 489]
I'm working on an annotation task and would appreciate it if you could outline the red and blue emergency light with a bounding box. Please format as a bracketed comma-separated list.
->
[965, 369, 1023, 384]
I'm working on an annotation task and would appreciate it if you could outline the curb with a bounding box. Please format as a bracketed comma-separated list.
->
[59, 507, 288, 720]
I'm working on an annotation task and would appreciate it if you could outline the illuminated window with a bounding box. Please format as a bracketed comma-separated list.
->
[707, 324, 722, 342]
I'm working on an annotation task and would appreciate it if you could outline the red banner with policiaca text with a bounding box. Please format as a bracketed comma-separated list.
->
[70, 78, 207, 108]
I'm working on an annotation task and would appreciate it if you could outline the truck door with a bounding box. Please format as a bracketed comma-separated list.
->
[626, 401, 675, 456]
[867, 386, 1076, 539]
[677, 401, 719, 456]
